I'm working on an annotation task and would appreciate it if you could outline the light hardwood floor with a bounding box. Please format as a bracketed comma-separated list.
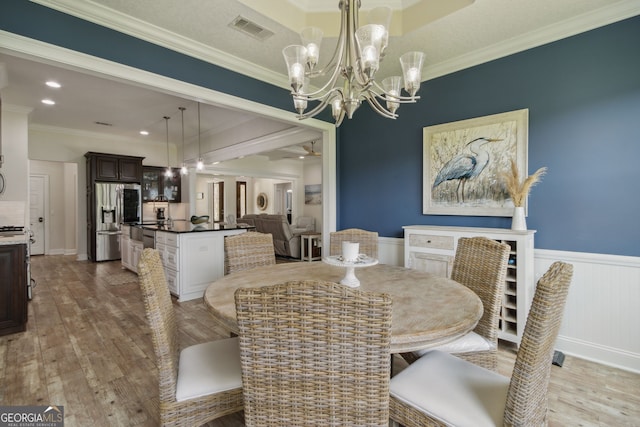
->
[1, 255, 638, 426]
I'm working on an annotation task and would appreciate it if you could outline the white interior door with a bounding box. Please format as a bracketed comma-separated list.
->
[29, 175, 46, 255]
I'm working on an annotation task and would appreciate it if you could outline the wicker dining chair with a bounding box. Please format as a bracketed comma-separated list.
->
[389, 261, 574, 427]
[329, 228, 379, 258]
[224, 231, 276, 275]
[410, 237, 510, 371]
[137, 248, 244, 426]
[235, 280, 393, 427]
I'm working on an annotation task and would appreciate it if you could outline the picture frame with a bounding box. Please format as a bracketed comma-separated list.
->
[423, 109, 528, 216]
[257, 192, 268, 210]
[305, 184, 322, 205]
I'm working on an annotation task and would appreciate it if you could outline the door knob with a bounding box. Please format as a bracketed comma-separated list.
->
[39, 217, 44, 222]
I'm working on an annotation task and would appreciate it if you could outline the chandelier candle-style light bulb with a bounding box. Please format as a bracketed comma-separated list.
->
[300, 27, 323, 69]
[400, 51, 425, 97]
[382, 76, 401, 114]
[356, 24, 384, 77]
[282, 0, 425, 126]
[283, 45, 308, 92]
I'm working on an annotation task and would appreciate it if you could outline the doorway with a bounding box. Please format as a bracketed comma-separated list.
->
[274, 182, 293, 223]
[29, 175, 47, 255]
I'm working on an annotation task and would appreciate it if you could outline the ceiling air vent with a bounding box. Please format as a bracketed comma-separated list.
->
[229, 16, 274, 41]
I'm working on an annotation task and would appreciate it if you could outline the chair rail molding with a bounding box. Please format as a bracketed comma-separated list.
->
[379, 237, 640, 374]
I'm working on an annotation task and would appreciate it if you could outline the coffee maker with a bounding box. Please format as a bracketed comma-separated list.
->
[156, 207, 166, 222]
[153, 196, 169, 226]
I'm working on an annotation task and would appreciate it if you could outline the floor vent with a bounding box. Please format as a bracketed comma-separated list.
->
[229, 15, 274, 41]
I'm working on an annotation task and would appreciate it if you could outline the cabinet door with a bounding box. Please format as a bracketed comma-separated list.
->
[142, 167, 162, 202]
[131, 242, 143, 273]
[164, 267, 179, 296]
[121, 235, 132, 270]
[142, 167, 181, 202]
[96, 156, 119, 181]
[407, 251, 453, 277]
[119, 158, 142, 182]
[163, 170, 181, 203]
[0, 244, 27, 336]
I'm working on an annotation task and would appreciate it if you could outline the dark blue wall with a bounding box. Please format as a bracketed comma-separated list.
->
[2, 1, 639, 256]
[338, 16, 640, 257]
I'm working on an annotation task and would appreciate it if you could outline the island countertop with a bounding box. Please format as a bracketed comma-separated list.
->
[138, 221, 254, 234]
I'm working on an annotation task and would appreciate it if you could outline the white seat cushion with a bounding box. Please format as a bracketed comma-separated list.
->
[175, 337, 242, 402]
[415, 331, 494, 357]
[390, 350, 509, 427]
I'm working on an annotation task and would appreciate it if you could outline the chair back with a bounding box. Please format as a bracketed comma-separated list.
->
[504, 261, 574, 426]
[451, 237, 510, 345]
[137, 248, 179, 403]
[235, 280, 392, 427]
[224, 231, 276, 275]
[329, 228, 379, 258]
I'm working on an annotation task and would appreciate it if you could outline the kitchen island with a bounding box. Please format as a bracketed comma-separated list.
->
[132, 222, 253, 301]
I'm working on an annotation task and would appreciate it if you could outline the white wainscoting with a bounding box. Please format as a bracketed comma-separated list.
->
[378, 238, 640, 373]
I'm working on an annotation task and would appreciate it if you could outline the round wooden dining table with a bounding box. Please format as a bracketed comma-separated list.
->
[203, 261, 483, 354]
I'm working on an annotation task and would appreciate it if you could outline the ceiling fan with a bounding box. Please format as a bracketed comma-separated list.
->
[303, 141, 322, 157]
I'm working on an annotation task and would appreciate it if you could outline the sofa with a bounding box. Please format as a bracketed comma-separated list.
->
[238, 214, 302, 258]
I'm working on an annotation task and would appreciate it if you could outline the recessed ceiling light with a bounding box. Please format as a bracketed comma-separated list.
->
[46, 81, 61, 88]
[299, 156, 305, 159]
[140, 130, 149, 136]
[41, 99, 55, 105]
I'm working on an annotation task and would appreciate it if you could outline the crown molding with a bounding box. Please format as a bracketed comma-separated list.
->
[25, 0, 640, 86]
[29, 123, 158, 144]
[425, 0, 640, 80]
[29, 0, 290, 89]
[2, 103, 34, 115]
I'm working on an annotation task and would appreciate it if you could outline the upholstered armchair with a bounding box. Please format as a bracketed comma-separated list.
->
[291, 216, 315, 234]
[238, 214, 302, 258]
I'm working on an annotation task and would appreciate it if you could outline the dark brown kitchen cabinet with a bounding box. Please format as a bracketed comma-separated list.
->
[0, 244, 27, 336]
[85, 152, 144, 183]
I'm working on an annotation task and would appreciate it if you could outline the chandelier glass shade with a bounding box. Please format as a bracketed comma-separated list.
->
[283, 0, 425, 126]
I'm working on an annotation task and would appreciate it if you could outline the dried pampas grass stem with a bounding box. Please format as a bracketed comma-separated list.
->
[502, 159, 547, 207]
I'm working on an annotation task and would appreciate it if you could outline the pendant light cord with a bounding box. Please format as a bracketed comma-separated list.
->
[164, 116, 170, 170]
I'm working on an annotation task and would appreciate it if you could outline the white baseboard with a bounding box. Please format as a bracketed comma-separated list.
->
[556, 335, 640, 374]
[379, 237, 640, 373]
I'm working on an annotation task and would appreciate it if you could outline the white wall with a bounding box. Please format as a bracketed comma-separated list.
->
[378, 237, 640, 374]
[0, 106, 30, 224]
[302, 160, 322, 233]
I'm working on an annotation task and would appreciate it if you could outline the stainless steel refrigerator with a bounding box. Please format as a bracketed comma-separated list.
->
[95, 182, 141, 261]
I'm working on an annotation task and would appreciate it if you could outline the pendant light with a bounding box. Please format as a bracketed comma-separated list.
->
[196, 102, 204, 170]
[179, 106, 188, 175]
[164, 116, 173, 178]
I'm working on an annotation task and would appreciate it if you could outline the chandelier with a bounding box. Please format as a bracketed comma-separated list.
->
[283, 0, 425, 126]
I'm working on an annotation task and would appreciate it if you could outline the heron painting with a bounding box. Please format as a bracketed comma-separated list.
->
[432, 137, 502, 203]
[423, 109, 529, 216]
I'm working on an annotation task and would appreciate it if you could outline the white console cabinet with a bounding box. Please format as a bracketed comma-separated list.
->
[155, 229, 246, 302]
[403, 225, 535, 345]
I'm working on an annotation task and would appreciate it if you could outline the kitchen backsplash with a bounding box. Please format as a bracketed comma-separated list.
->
[0, 201, 26, 226]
